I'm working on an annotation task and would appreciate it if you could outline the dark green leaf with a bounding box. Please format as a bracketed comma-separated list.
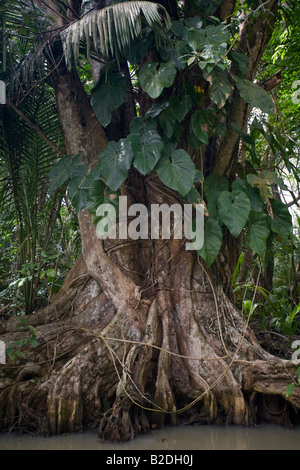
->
[139, 60, 177, 99]
[218, 190, 251, 237]
[127, 130, 164, 175]
[197, 217, 222, 267]
[99, 140, 134, 191]
[91, 71, 127, 127]
[205, 66, 233, 108]
[269, 199, 292, 242]
[234, 76, 274, 114]
[232, 178, 263, 211]
[155, 149, 195, 195]
[203, 174, 229, 217]
[168, 95, 193, 122]
[125, 29, 154, 64]
[129, 116, 157, 135]
[49, 154, 81, 194]
[87, 179, 120, 215]
[229, 52, 249, 76]
[159, 38, 192, 70]
[158, 111, 177, 139]
[246, 211, 270, 257]
[286, 383, 295, 398]
[187, 28, 206, 51]
[68, 166, 101, 213]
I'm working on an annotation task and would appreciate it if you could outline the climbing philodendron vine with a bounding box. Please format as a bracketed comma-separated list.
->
[50, 12, 293, 267]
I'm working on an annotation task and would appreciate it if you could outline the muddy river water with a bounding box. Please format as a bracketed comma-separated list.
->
[0, 424, 300, 450]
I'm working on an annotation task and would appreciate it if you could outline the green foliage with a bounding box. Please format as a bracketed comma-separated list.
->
[127, 129, 164, 175]
[6, 318, 39, 360]
[205, 66, 233, 108]
[245, 212, 270, 258]
[155, 150, 196, 196]
[218, 190, 251, 238]
[234, 76, 274, 114]
[99, 140, 134, 191]
[91, 69, 127, 127]
[1, 0, 299, 347]
[60, 1, 172, 68]
[139, 60, 177, 99]
[49, 155, 82, 194]
[197, 217, 223, 268]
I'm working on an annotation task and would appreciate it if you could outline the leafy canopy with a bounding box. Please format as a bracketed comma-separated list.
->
[1, 0, 296, 271]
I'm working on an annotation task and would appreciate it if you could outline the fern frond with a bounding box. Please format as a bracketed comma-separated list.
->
[60, 1, 172, 68]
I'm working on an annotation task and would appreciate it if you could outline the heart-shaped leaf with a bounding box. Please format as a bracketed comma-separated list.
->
[203, 174, 229, 218]
[68, 165, 101, 213]
[87, 179, 120, 215]
[197, 217, 222, 267]
[205, 66, 233, 108]
[127, 130, 164, 175]
[99, 139, 133, 191]
[218, 190, 251, 238]
[155, 149, 195, 196]
[139, 60, 177, 99]
[168, 95, 193, 122]
[246, 211, 270, 257]
[269, 199, 292, 242]
[232, 178, 263, 211]
[91, 71, 127, 127]
[49, 154, 81, 194]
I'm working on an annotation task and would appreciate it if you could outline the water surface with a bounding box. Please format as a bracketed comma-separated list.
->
[0, 424, 300, 450]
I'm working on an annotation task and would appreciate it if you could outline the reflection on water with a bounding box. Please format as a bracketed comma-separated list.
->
[0, 424, 300, 450]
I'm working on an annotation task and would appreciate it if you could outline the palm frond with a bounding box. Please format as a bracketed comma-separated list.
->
[61, 1, 172, 68]
[1, 0, 57, 98]
[0, 85, 62, 215]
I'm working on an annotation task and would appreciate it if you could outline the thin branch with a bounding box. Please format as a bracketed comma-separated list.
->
[54, 0, 80, 19]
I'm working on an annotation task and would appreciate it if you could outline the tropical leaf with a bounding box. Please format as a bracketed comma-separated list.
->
[234, 76, 274, 114]
[197, 217, 222, 267]
[60, 1, 172, 68]
[87, 179, 120, 215]
[203, 174, 229, 218]
[98, 139, 134, 191]
[217, 190, 251, 238]
[127, 130, 164, 175]
[269, 199, 292, 242]
[139, 60, 177, 99]
[49, 154, 81, 194]
[155, 149, 195, 196]
[91, 70, 127, 127]
[204, 66, 233, 108]
[246, 211, 270, 257]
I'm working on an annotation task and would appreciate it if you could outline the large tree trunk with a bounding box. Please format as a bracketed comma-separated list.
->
[1, 0, 300, 442]
[1, 200, 299, 440]
[1, 172, 300, 440]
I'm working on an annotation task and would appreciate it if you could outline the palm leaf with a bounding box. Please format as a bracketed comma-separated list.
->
[61, 1, 172, 68]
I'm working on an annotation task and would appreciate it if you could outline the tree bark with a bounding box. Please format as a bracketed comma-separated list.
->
[1, 0, 300, 443]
